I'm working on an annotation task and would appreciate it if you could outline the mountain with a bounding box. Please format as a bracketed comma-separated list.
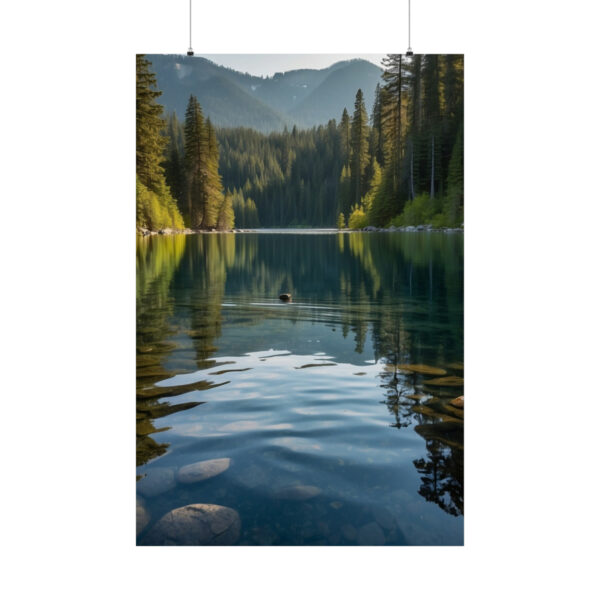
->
[146, 55, 383, 132]
[288, 60, 382, 128]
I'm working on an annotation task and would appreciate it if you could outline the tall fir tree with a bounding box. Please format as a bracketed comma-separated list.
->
[135, 55, 183, 230]
[339, 108, 351, 167]
[216, 192, 235, 230]
[136, 55, 167, 191]
[163, 111, 186, 214]
[184, 94, 205, 225]
[371, 83, 386, 168]
[421, 54, 441, 199]
[350, 89, 370, 205]
[204, 119, 225, 228]
[380, 54, 404, 205]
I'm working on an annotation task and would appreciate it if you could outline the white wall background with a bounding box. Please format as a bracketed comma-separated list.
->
[0, 1, 599, 598]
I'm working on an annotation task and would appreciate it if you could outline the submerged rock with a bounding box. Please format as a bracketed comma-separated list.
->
[396, 364, 448, 376]
[424, 375, 464, 387]
[449, 395, 464, 409]
[136, 467, 176, 498]
[415, 421, 464, 450]
[143, 504, 241, 545]
[274, 484, 321, 500]
[357, 522, 386, 545]
[447, 362, 464, 371]
[176, 458, 231, 484]
[423, 385, 459, 398]
[136, 497, 150, 536]
[412, 402, 463, 423]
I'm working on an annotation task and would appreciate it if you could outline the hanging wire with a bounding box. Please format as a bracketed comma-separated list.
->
[187, 0, 194, 55]
[406, 0, 413, 55]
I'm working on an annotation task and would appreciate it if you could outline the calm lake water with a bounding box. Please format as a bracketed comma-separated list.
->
[136, 231, 464, 545]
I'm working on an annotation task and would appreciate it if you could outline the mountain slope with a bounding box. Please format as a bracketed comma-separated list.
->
[289, 60, 382, 127]
[146, 55, 382, 132]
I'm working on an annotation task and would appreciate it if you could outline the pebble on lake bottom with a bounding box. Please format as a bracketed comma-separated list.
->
[176, 458, 231, 484]
[143, 503, 241, 546]
[136, 497, 150, 536]
[449, 395, 464, 409]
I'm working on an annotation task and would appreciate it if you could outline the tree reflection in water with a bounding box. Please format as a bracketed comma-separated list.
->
[414, 432, 463, 517]
[135, 231, 463, 519]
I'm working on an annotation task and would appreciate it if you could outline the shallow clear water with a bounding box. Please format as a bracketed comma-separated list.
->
[136, 231, 464, 545]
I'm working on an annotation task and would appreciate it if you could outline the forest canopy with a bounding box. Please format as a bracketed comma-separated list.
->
[137, 54, 463, 231]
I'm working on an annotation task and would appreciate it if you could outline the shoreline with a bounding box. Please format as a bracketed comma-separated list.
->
[138, 225, 464, 236]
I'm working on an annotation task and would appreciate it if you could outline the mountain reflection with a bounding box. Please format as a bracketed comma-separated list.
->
[136, 231, 463, 519]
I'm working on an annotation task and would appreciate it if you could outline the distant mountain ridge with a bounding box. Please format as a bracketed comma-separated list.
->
[147, 55, 383, 132]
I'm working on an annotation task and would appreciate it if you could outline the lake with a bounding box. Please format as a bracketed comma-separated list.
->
[136, 230, 464, 545]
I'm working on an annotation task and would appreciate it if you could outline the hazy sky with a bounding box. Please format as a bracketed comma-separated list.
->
[198, 54, 387, 77]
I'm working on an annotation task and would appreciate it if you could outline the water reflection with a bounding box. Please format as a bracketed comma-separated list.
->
[136, 231, 463, 543]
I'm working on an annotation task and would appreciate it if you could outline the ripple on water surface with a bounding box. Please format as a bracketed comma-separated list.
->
[136, 232, 463, 545]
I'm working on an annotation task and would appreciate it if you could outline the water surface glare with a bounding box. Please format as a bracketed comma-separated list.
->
[136, 232, 463, 545]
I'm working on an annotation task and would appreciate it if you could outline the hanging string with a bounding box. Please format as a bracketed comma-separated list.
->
[406, 0, 413, 55]
[187, 0, 194, 56]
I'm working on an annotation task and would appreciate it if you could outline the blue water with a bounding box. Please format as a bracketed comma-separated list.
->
[136, 231, 463, 545]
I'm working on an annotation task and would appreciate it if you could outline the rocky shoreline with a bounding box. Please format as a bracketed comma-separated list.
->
[137, 227, 237, 236]
[137, 224, 464, 236]
[351, 224, 464, 233]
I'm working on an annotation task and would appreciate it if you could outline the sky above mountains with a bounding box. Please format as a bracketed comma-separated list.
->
[198, 54, 387, 77]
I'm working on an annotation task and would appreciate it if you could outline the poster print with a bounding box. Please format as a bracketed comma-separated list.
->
[136, 53, 464, 545]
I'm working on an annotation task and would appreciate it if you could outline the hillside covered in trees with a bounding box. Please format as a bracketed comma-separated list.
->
[148, 55, 382, 132]
[136, 54, 463, 232]
[136, 55, 233, 232]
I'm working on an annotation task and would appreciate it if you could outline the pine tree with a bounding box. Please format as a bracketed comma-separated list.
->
[244, 196, 260, 228]
[135, 55, 183, 230]
[216, 192, 235, 230]
[371, 84, 385, 167]
[339, 164, 352, 218]
[136, 55, 167, 191]
[380, 54, 404, 204]
[339, 108, 351, 167]
[184, 94, 207, 226]
[406, 54, 422, 201]
[204, 119, 224, 228]
[163, 112, 186, 214]
[350, 89, 370, 205]
[337, 212, 346, 229]
[421, 54, 441, 199]
[363, 159, 382, 215]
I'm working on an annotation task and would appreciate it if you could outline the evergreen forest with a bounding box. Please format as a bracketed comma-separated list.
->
[136, 54, 463, 231]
